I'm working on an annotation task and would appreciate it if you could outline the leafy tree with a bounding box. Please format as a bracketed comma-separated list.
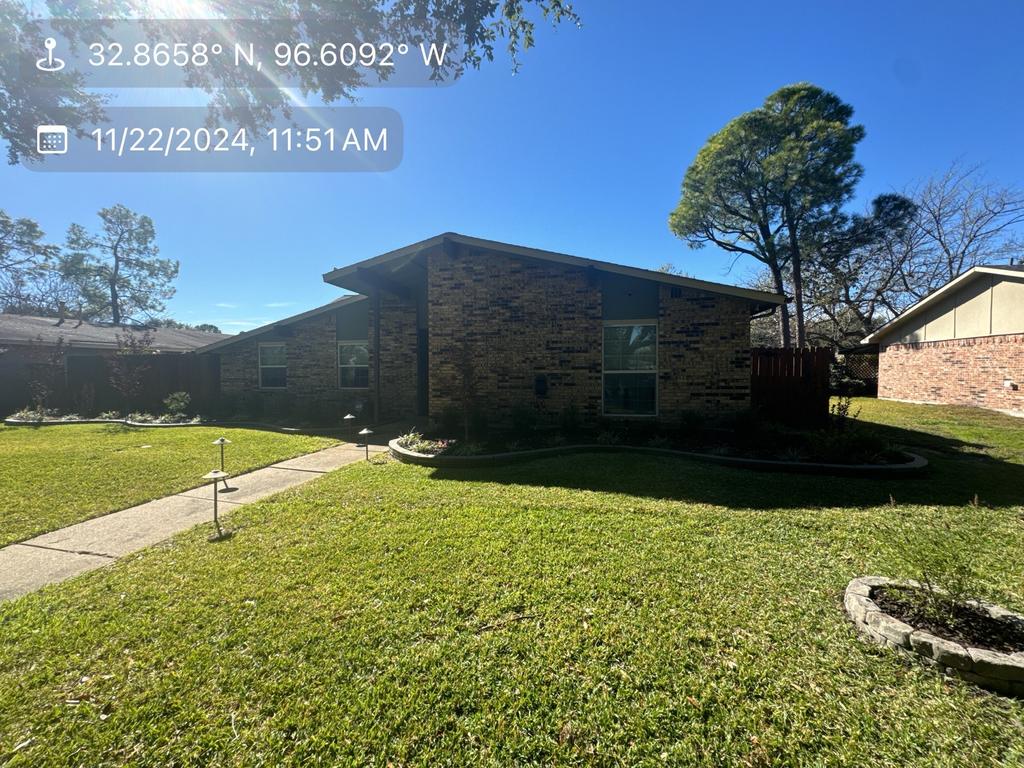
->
[670, 83, 866, 347]
[64, 205, 178, 325]
[156, 318, 222, 334]
[0, 1, 106, 164]
[0, 210, 58, 311]
[895, 161, 1024, 303]
[2, 0, 579, 165]
[107, 327, 154, 414]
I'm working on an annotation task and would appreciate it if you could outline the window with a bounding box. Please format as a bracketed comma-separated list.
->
[258, 343, 287, 389]
[338, 340, 369, 389]
[603, 323, 657, 415]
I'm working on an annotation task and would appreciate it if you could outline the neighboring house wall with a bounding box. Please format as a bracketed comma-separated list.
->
[876, 271, 1024, 415]
[889, 273, 1024, 343]
[878, 334, 1024, 414]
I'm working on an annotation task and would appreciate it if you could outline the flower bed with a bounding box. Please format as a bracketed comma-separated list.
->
[389, 436, 927, 476]
[844, 576, 1024, 697]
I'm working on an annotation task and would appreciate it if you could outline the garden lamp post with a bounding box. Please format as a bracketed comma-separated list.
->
[344, 413, 356, 437]
[211, 437, 231, 491]
[358, 427, 373, 460]
[203, 469, 230, 540]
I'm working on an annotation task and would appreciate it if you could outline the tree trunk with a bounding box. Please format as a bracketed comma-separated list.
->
[768, 262, 792, 348]
[783, 203, 807, 348]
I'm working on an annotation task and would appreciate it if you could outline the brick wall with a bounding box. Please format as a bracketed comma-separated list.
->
[425, 247, 754, 427]
[658, 285, 752, 418]
[878, 334, 1024, 414]
[370, 293, 419, 421]
[217, 310, 371, 421]
[427, 246, 604, 425]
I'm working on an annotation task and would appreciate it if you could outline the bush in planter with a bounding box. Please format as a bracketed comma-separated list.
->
[163, 391, 191, 416]
[128, 411, 156, 423]
[882, 498, 999, 626]
[98, 410, 123, 420]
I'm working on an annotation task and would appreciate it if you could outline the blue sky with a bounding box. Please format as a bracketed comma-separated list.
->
[4, 0, 1023, 332]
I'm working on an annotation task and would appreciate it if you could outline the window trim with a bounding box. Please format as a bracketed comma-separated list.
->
[257, 342, 288, 390]
[338, 339, 370, 390]
[602, 319, 658, 417]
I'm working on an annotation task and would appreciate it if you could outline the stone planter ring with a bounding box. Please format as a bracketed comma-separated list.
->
[844, 576, 1024, 697]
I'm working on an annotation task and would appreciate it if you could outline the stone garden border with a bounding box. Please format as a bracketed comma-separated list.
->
[389, 439, 928, 477]
[844, 576, 1024, 697]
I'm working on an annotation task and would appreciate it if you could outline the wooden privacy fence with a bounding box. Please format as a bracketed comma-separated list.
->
[64, 353, 220, 414]
[751, 347, 834, 425]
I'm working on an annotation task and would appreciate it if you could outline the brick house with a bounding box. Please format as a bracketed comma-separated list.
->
[863, 264, 1024, 416]
[199, 233, 785, 426]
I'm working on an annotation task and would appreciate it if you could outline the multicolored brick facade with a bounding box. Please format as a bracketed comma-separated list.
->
[211, 236, 780, 426]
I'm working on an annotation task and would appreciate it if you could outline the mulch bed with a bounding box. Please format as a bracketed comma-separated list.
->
[874, 585, 1024, 654]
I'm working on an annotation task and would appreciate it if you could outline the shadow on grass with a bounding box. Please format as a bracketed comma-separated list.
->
[428, 422, 1024, 511]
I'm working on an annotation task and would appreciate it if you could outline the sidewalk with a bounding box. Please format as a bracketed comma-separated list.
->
[0, 442, 386, 603]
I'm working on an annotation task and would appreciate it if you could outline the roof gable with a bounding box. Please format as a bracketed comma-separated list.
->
[322, 232, 786, 310]
[862, 265, 1024, 344]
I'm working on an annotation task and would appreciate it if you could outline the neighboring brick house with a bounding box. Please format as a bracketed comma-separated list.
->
[200, 233, 785, 426]
[863, 265, 1024, 416]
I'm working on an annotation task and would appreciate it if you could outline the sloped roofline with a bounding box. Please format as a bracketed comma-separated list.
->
[195, 294, 367, 354]
[322, 232, 786, 310]
[861, 265, 1024, 344]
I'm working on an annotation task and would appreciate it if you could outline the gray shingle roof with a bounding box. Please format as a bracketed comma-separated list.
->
[0, 314, 230, 352]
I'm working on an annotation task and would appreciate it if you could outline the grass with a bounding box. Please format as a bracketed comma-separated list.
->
[1, 400, 1023, 765]
[0, 424, 337, 547]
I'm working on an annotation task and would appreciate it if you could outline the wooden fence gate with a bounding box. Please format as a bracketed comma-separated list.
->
[750, 347, 833, 425]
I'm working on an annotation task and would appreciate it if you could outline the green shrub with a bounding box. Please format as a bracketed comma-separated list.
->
[396, 430, 450, 455]
[436, 405, 461, 436]
[127, 412, 155, 423]
[510, 403, 540, 439]
[163, 391, 191, 415]
[559, 403, 582, 437]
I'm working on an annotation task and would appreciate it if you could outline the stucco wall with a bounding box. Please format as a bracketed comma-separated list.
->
[893, 273, 1024, 343]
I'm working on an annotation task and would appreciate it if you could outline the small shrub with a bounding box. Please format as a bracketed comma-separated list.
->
[883, 497, 997, 625]
[128, 411, 156, 423]
[163, 391, 191, 415]
[445, 442, 485, 457]
[595, 430, 621, 446]
[8, 407, 59, 422]
[510, 403, 540, 439]
[98, 410, 123, 420]
[436, 405, 461, 436]
[559, 403, 582, 437]
[396, 430, 450, 455]
[829, 394, 861, 429]
[645, 435, 672, 449]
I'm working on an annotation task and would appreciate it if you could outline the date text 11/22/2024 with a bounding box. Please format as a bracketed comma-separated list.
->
[27, 106, 403, 173]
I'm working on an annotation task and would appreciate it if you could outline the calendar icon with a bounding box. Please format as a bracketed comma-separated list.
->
[37, 125, 68, 155]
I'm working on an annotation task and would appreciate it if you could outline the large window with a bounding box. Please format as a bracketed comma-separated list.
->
[603, 323, 657, 416]
[338, 340, 369, 389]
[258, 343, 287, 389]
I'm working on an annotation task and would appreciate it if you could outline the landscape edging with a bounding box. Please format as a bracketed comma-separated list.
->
[2, 418, 348, 434]
[388, 439, 928, 476]
[844, 576, 1024, 697]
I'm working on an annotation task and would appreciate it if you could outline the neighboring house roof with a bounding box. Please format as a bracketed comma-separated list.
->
[0, 314, 230, 352]
[322, 232, 786, 311]
[861, 265, 1024, 344]
[195, 294, 367, 354]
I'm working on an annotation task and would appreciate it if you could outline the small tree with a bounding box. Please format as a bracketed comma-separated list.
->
[24, 334, 66, 413]
[108, 328, 154, 415]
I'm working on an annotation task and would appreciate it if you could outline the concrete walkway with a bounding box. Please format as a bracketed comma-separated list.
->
[0, 442, 386, 603]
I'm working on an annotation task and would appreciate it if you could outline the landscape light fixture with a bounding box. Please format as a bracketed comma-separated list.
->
[211, 437, 232, 491]
[202, 470, 230, 540]
[358, 427, 373, 460]
[344, 413, 356, 436]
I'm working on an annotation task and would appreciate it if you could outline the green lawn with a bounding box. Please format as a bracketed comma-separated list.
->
[1, 401, 1023, 765]
[0, 424, 337, 547]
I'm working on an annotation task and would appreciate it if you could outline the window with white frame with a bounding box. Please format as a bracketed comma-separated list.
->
[603, 322, 657, 415]
[338, 340, 369, 389]
[258, 343, 287, 389]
